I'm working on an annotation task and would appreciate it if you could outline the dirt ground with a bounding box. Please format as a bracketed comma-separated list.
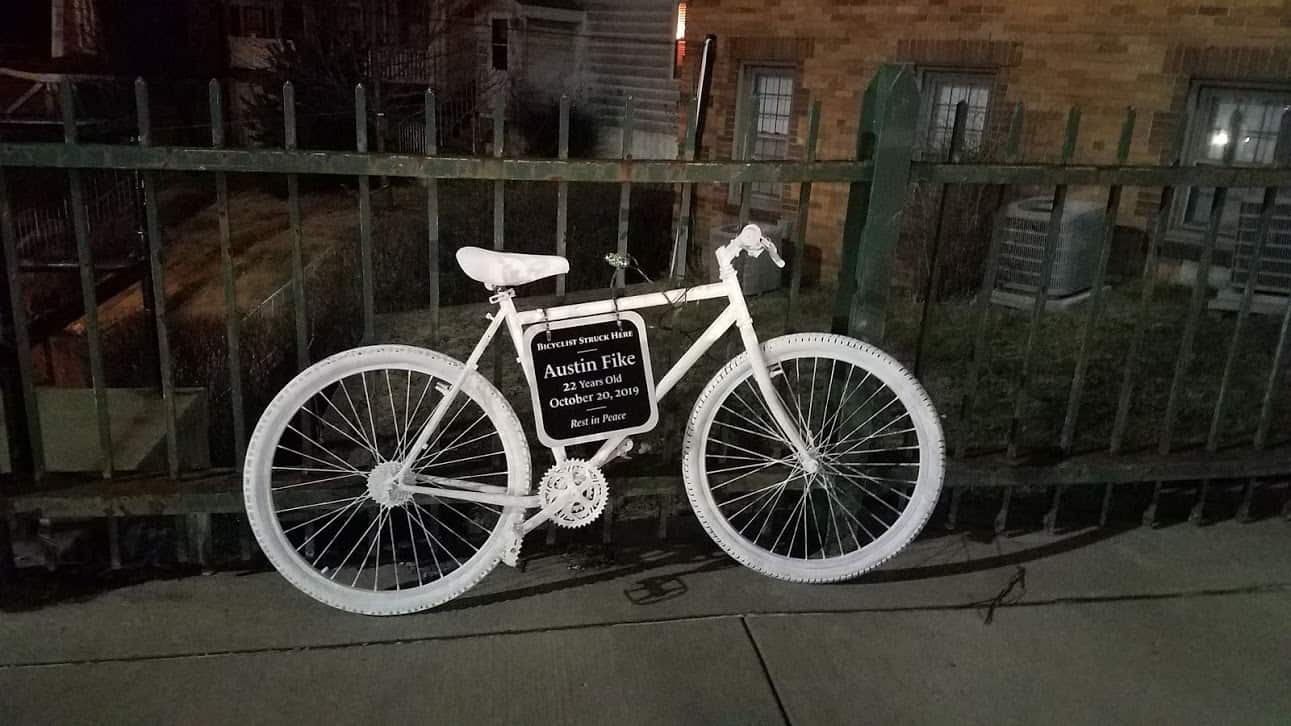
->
[94, 184, 360, 329]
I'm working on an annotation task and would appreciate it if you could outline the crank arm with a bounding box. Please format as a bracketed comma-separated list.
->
[520, 486, 580, 534]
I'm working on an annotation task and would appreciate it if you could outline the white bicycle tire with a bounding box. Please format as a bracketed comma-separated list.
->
[244, 345, 530, 615]
[683, 333, 944, 582]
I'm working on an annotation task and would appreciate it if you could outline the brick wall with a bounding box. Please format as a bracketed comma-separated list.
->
[678, 0, 1291, 272]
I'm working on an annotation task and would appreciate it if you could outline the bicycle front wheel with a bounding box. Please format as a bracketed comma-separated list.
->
[683, 333, 944, 582]
[244, 345, 530, 615]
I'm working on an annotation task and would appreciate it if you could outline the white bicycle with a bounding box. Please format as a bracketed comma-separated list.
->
[244, 225, 945, 615]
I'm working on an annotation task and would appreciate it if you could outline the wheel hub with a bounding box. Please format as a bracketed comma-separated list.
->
[366, 461, 413, 508]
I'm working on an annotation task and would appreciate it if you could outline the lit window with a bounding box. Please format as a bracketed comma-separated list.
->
[673, 2, 687, 79]
[1179, 84, 1291, 236]
[916, 71, 994, 158]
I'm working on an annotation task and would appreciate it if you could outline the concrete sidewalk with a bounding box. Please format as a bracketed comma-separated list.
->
[1, 520, 1288, 724]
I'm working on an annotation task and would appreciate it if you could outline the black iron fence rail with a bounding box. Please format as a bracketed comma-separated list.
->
[3, 66, 1291, 570]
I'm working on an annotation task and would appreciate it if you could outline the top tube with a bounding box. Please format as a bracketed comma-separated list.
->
[513, 281, 733, 326]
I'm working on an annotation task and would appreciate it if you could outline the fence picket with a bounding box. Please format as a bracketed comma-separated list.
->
[979, 102, 1025, 535]
[209, 80, 246, 466]
[1145, 111, 1240, 526]
[135, 78, 179, 478]
[1053, 107, 1135, 531]
[1009, 106, 1080, 462]
[284, 82, 309, 370]
[1110, 122, 1190, 453]
[425, 89, 441, 339]
[492, 95, 505, 385]
[556, 95, 569, 299]
[356, 84, 375, 342]
[616, 97, 634, 289]
[0, 167, 44, 477]
[1196, 184, 1279, 523]
[61, 80, 114, 478]
[914, 100, 968, 380]
[786, 99, 821, 330]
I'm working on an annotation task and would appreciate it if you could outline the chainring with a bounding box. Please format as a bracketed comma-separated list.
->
[539, 459, 608, 529]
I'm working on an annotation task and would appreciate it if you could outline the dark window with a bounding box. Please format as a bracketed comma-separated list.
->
[491, 18, 509, 71]
[916, 71, 994, 158]
[228, 4, 277, 38]
[730, 66, 795, 209]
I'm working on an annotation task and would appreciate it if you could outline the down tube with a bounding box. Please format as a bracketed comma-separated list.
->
[588, 305, 738, 467]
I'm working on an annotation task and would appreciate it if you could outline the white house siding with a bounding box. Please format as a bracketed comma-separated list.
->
[581, 0, 679, 159]
[521, 18, 583, 105]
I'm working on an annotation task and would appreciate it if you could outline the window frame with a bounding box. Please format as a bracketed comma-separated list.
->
[914, 68, 997, 160]
[490, 15, 510, 72]
[1171, 79, 1291, 239]
[228, 2, 280, 39]
[727, 64, 798, 212]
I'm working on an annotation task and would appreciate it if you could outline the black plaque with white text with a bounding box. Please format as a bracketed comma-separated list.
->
[525, 311, 658, 447]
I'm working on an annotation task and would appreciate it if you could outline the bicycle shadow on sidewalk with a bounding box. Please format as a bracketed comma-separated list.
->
[428, 524, 1134, 614]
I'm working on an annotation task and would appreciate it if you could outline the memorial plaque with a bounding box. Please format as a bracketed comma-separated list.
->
[525, 311, 658, 447]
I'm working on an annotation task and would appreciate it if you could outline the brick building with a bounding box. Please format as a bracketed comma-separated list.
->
[676, 0, 1291, 273]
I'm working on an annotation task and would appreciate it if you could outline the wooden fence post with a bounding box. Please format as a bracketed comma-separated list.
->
[832, 64, 919, 341]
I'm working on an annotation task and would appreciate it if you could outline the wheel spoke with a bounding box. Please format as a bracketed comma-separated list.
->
[360, 372, 382, 461]
[820, 483, 880, 542]
[832, 394, 903, 452]
[301, 402, 378, 461]
[732, 471, 794, 534]
[709, 438, 792, 466]
[272, 470, 364, 492]
[712, 418, 790, 446]
[285, 419, 366, 472]
[825, 380, 887, 447]
[415, 448, 507, 472]
[277, 495, 366, 515]
[330, 511, 382, 582]
[315, 385, 380, 460]
[405, 508, 423, 586]
[385, 370, 404, 458]
[410, 501, 456, 571]
[729, 388, 785, 441]
[398, 372, 437, 460]
[283, 493, 368, 535]
[338, 377, 381, 461]
[411, 500, 483, 554]
[311, 496, 372, 567]
[770, 485, 808, 554]
[709, 459, 784, 491]
[821, 462, 909, 517]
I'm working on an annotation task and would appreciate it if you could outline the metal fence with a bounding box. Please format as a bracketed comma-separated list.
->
[1, 66, 1289, 562]
[842, 65, 1291, 531]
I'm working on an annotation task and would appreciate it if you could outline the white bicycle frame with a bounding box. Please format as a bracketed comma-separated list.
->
[395, 242, 817, 534]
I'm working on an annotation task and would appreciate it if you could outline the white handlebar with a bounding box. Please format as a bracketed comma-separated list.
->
[716, 223, 785, 273]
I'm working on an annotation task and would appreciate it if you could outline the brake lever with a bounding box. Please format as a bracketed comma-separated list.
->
[762, 239, 786, 268]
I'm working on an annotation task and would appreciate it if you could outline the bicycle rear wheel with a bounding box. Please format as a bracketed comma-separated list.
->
[683, 333, 944, 582]
[244, 345, 530, 615]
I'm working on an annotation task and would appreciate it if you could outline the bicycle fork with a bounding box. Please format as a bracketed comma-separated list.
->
[724, 282, 820, 475]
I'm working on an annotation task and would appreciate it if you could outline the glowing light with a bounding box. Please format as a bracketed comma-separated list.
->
[676, 1, 686, 40]
[1210, 130, 1230, 146]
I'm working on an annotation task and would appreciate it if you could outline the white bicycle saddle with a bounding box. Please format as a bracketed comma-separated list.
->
[455, 246, 570, 289]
